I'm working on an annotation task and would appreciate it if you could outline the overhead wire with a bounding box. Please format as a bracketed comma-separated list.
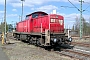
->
[68, 0, 80, 11]
[83, 2, 90, 12]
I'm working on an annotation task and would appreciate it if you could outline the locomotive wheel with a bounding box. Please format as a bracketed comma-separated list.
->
[28, 38, 33, 44]
[36, 38, 41, 46]
[39, 38, 44, 45]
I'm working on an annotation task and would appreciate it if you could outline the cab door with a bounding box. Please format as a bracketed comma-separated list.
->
[31, 13, 39, 33]
[30, 19, 34, 32]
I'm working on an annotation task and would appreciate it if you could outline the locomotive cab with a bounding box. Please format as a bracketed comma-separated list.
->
[49, 14, 72, 47]
[50, 14, 64, 33]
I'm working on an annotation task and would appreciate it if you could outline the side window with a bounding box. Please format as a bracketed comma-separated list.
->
[41, 14, 45, 16]
[51, 19, 55, 23]
[32, 14, 38, 18]
[59, 20, 63, 25]
[25, 16, 29, 20]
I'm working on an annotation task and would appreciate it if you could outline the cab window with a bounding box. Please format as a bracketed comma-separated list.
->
[25, 16, 29, 20]
[32, 13, 38, 18]
[41, 14, 46, 16]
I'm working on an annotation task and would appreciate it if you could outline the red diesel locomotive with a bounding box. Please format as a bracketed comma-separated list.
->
[13, 11, 72, 47]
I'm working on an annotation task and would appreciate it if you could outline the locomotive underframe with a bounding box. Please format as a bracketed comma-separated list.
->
[13, 30, 71, 47]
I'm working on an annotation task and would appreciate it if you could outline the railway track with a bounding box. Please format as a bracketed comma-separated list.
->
[55, 49, 90, 60]
[71, 42, 90, 47]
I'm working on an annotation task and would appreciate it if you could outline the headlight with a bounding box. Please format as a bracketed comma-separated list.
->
[51, 19, 55, 22]
[69, 37, 72, 42]
[54, 38, 57, 43]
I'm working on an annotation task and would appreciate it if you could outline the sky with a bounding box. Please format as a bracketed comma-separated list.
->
[0, 0, 90, 28]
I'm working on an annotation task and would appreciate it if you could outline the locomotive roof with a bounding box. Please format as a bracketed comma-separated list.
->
[26, 11, 48, 17]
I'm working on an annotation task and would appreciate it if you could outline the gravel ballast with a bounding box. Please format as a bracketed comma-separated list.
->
[2, 39, 78, 60]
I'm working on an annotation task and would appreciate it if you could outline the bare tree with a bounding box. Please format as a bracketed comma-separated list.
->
[74, 16, 80, 35]
[72, 16, 90, 36]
